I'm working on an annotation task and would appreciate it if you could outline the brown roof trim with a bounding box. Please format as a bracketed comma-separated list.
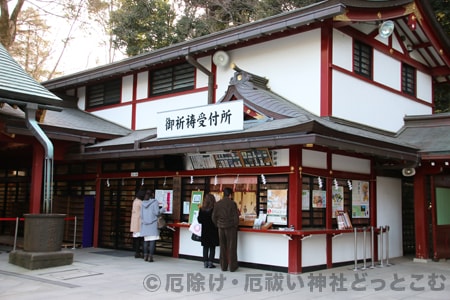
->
[70, 130, 417, 163]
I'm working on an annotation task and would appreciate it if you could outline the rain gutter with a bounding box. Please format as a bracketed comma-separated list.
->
[25, 103, 54, 214]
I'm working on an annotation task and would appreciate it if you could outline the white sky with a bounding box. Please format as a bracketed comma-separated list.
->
[25, 0, 126, 77]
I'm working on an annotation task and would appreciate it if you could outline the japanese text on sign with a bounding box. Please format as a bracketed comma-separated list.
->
[157, 100, 243, 138]
[142, 272, 447, 293]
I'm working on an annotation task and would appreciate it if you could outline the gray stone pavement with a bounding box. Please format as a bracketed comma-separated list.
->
[1, 245, 449, 299]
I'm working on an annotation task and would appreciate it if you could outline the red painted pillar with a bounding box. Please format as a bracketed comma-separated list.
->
[320, 20, 333, 117]
[369, 168, 378, 261]
[29, 142, 44, 213]
[326, 158, 333, 268]
[288, 145, 302, 273]
[414, 170, 429, 259]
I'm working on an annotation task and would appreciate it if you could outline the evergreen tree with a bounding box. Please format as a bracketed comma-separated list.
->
[110, 0, 179, 56]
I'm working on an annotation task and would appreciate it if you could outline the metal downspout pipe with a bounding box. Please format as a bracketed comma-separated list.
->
[185, 54, 214, 104]
[25, 104, 54, 214]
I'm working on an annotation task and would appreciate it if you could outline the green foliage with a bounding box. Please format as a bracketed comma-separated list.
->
[110, 0, 179, 56]
[431, 0, 450, 113]
[171, 0, 321, 37]
[434, 83, 450, 113]
[431, 0, 450, 34]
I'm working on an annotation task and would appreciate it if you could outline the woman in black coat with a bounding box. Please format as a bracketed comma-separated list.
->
[197, 193, 219, 268]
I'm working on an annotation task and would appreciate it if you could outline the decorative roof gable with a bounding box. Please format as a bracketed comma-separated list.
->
[219, 65, 313, 121]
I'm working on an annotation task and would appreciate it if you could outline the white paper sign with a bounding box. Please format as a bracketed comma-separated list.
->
[157, 100, 243, 138]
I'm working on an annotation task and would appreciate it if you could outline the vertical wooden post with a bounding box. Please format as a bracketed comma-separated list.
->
[414, 170, 429, 259]
[288, 145, 302, 273]
[326, 152, 333, 268]
[29, 142, 44, 213]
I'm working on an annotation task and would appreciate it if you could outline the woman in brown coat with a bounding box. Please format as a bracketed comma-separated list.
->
[197, 193, 219, 268]
[130, 189, 145, 258]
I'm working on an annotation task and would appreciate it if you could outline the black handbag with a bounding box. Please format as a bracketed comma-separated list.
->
[191, 233, 201, 242]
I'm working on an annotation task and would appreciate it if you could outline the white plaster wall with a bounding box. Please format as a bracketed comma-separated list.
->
[376, 176, 403, 258]
[392, 33, 404, 54]
[93, 106, 133, 129]
[302, 234, 327, 267]
[332, 30, 433, 132]
[215, 30, 322, 115]
[238, 232, 288, 266]
[332, 232, 373, 263]
[332, 154, 371, 174]
[136, 72, 148, 100]
[333, 29, 353, 71]
[122, 75, 133, 102]
[417, 70, 432, 103]
[195, 56, 210, 88]
[77, 86, 86, 110]
[374, 50, 401, 90]
[179, 228, 289, 267]
[332, 70, 432, 132]
[179, 227, 204, 257]
[302, 149, 327, 169]
[135, 91, 208, 129]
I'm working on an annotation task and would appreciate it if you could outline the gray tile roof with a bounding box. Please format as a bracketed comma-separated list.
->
[0, 44, 131, 139]
[43, 100, 132, 137]
[396, 113, 450, 156]
[219, 68, 309, 120]
[0, 100, 131, 138]
[89, 128, 156, 148]
[0, 43, 61, 105]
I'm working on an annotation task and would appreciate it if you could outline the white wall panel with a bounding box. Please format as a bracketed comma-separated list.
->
[374, 50, 401, 90]
[179, 227, 204, 257]
[196, 56, 210, 88]
[332, 232, 372, 263]
[333, 30, 353, 71]
[216, 30, 322, 115]
[135, 91, 208, 129]
[136, 72, 148, 100]
[93, 105, 132, 129]
[392, 34, 404, 54]
[77, 86, 86, 110]
[179, 228, 289, 267]
[302, 149, 327, 169]
[122, 75, 133, 103]
[332, 154, 371, 174]
[376, 176, 403, 258]
[238, 231, 288, 267]
[302, 234, 327, 267]
[332, 71, 432, 132]
[417, 70, 432, 103]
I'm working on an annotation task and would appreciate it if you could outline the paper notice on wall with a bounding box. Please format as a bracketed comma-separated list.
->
[155, 189, 173, 214]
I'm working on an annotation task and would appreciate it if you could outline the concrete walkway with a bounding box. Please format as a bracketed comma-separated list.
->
[1, 245, 449, 299]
